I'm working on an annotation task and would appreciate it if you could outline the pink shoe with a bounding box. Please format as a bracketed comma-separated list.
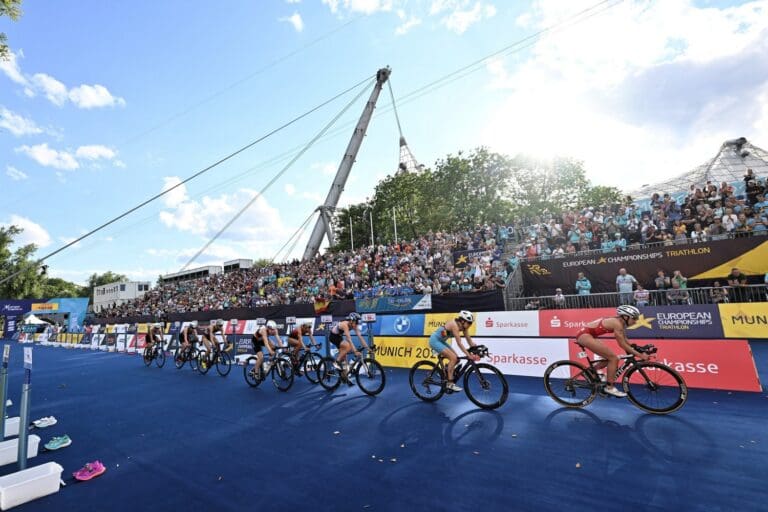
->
[73, 461, 106, 481]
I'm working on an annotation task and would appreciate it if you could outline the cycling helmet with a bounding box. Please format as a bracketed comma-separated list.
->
[215, 319, 224, 326]
[189, 321, 198, 328]
[266, 320, 277, 330]
[347, 312, 362, 322]
[457, 310, 474, 324]
[617, 305, 640, 319]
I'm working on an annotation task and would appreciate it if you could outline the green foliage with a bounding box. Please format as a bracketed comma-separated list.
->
[579, 185, 624, 209]
[252, 258, 273, 269]
[0, 226, 45, 298]
[41, 278, 87, 298]
[0, 0, 22, 61]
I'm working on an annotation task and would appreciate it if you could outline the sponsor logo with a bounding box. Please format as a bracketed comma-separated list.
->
[489, 354, 549, 366]
[394, 316, 411, 335]
[628, 314, 656, 330]
[485, 317, 493, 328]
[562, 252, 664, 267]
[730, 314, 768, 325]
[31, 303, 58, 311]
[550, 316, 561, 328]
[527, 264, 551, 276]
[1, 305, 23, 312]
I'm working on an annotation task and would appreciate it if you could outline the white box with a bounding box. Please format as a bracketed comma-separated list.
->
[3, 418, 19, 438]
[0, 436, 40, 467]
[0, 462, 63, 510]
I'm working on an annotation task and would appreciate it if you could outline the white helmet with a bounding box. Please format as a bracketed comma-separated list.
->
[266, 320, 277, 330]
[458, 310, 474, 324]
[617, 305, 640, 319]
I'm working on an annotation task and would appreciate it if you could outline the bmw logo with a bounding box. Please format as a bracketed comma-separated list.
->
[394, 316, 411, 334]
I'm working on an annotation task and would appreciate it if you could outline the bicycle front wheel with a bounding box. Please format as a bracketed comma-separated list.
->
[174, 348, 186, 369]
[317, 357, 342, 391]
[197, 350, 211, 375]
[143, 347, 153, 367]
[355, 358, 386, 396]
[189, 349, 199, 372]
[272, 356, 295, 392]
[463, 363, 508, 410]
[303, 352, 323, 384]
[155, 348, 166, 368]
[243, 356, 262, 388]
[623, 362, 688, 414]
[215, 351, 232, 377]
[543, 360, 597, 408]
[408, 360, 445, 403]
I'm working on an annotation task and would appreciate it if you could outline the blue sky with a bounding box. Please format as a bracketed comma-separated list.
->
[1, 0, 767, 286]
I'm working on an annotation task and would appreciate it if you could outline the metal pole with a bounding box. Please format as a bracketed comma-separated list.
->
[349, 214, 354, 252]
[0, 345, 8, 439]
[18, 347, 32, 471]
[369, 209, 374, 247]
[393, 208, 398, 244]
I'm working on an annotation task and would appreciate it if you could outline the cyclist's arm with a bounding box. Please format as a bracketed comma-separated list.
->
[448, 322, 470, 356]
[261, 330, 275, 357]
[352, 324, 370, 350]
[306, 331, 319, 348]
[612, 323, 644, 358]
[289, 335, 307, 351]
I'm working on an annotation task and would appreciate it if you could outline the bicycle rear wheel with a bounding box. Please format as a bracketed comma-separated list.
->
[463, 363, 508, 410]
[174, 348, 186, 369]
[143, 347, 153, 367]
[155, 348, 166, 368]
[302, 352, 322, 384]
[189, 349, 199, 372]
[543, 360, 597, 408]
[623, 362, 688, 414]
[355, 358, 386, 396]
[215, 351, 232, 377]
[197, 350, 211, 375]
[317, 357, 342, 391]
[408, 360, 445, 402]
[243, 356, 262, 388]
[272, 356, 294, 392]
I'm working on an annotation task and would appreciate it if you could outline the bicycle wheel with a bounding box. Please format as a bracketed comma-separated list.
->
[272, 356, 294, 392]
[243, 356, 263, 388]
[463, 363, 509, 410]
[302, 352, 323, 384]
[155, 348, 166, 368]
[543, 360, 597, 408]
[174, 348, 186, 369]
[355, 358, 386, 396]
[143, 347, 153, 367]
[317, 357, 342, 391]
[408, 360, 445, 403]
[623, 362, 688, 414]
[215, 351, 232, 377]
[189, 348, 199, 372]
[197, 350, 211, 375]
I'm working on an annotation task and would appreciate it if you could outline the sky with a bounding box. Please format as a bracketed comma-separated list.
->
[1, 0, 768, 286]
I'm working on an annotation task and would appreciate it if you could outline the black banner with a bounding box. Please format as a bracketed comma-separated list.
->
[521, 236, 768, 294]
[452, 249, 491, 268]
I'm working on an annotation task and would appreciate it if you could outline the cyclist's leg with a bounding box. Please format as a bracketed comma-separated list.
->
[577, 335, 619, 386]
[336, 340, 351, 365]
[440, 347, 459, 384]
[287, 337, 302, 359]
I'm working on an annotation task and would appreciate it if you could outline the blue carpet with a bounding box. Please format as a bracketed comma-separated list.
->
[0, 342, 765, 512]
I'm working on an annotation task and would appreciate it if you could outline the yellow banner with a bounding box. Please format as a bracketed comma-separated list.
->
[138, 323, 148, 334]
[106, 325, 115, 333]
[372, 336, 436, 368]
[719, 303, 768, 338]
[423, 313, 477, 336]
[31, 303, 58, 311]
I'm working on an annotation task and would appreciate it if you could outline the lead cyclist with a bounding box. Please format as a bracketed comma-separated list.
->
[427, 310, 480, 392]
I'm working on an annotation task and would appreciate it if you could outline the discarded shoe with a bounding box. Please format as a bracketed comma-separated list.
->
[45, 434, 72, 451]
[73, 460, 106, 481]
[31, 416, 58, 428]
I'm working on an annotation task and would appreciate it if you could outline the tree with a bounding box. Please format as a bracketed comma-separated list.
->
[0, 1, 22, 61]
[0, 225, 45, 298]
[507, 156, 591, 219]
[41, 278, 87, 298]
[579, 185, 623, 209]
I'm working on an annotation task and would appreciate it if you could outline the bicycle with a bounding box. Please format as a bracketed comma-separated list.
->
[543, 343, 688, 414]
[408, 345, 508, 410]
[281, 344, 323, 384]
[142, 341, 166, 368]
[317, 345, 386, 396]
[242, 351, 295, 392]
[174, 343, 199, 371]
[196, 339, 233, 377]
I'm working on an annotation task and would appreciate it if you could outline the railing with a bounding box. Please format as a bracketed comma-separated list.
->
[503, 263, 524, 310]
[512, 230, 766, 264]
[506, 285, 768, 311]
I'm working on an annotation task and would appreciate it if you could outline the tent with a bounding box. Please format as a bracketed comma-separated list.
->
[23, 314, 47, 325]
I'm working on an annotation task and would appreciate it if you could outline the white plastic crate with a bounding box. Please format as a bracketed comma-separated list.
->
[0, 436, 40, 467]
[0, 462, 63, 510]
[2, 418, 19, 438]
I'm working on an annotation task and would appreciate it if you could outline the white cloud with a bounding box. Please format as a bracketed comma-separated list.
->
[1, 215, 52, 248]
[280, 12, 304, 32]
[68, 84, 127, 109]
[284, 183, 296, 196]
[323, 0, 392, 15]
[15, 143, 79, 170]
[480, 0, 768, 191]
[311, 161, 337, 175]
[0, 50, 125, 109]
[441, 1, 496, 34]
[161, 176, 188, 208]
[395, 13, 422, 35]
[59, 236, 83, 249]
[75, 145, 117, 161]
[5, 166, 28, 181]
[0, 106, 43, 136]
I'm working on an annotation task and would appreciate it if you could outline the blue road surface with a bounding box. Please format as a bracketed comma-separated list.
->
[0, 342, 766, 512]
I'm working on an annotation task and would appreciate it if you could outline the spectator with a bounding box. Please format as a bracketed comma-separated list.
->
[634, 284, 650, 307]
[616, 268, 637, 305]
[524, 296, 541, 310]
[672, 270, 688, 289]
[709, 281, 729, 304]
[727, 267, 748, 302]
[575, 272, 592, 295]
[666, 281, 690, 305]
[553, 288, 566, 309]
[654, 270, 671, 305]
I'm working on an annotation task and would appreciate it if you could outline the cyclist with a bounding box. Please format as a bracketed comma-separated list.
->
[180, 321, 199, 353]
[251, 320, 281, 377]
[147, 323, 163, 350]
[575, 305, 649, 398]
[287, 322, 320, 359]
[428, 310, 479, 392]
[329, 313, 371, 381]
[201, 320, 228, 355]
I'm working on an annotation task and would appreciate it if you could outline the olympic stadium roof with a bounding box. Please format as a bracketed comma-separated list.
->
[629, 137, 768, 200]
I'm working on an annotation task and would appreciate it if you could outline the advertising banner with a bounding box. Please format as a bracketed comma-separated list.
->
[452, 249, 491, 268]
[372, 337, 435, 368]
[356, 294, 432, 313]
[521, 236, 768, 293]
[567, 339, 761, 392]
[378, 314, 425, 337]
[475, 311, 539, 337]
[626, 305, 724, 338]
[476, 338, 570, 377]
[539, 308, 615, 337]
[718, 303, 768, 339]
[423, 313, 477, 336]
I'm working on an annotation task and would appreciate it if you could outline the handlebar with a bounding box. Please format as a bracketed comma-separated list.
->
[468, 345, 489, 358]
[631, 343, 658, 355]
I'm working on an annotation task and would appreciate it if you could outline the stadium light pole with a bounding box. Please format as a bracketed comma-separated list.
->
[392, 207, 398, 244]
[362, 206, 374, 247]
[349, 214, 354, 252]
